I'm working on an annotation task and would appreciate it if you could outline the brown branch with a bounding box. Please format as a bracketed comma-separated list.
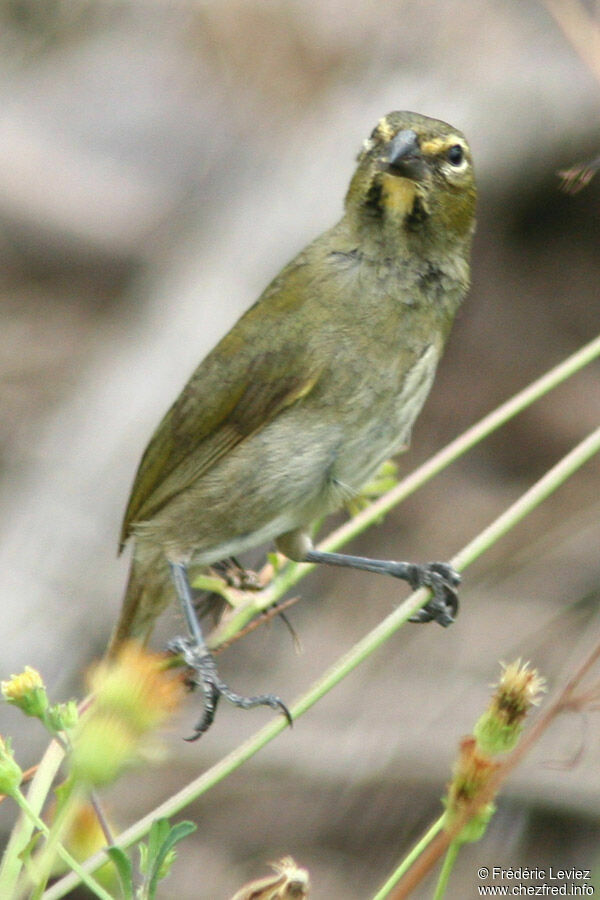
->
[539, 0, 600, 86]
[213, 595, 302, 653]
[388, 636, 600, 899]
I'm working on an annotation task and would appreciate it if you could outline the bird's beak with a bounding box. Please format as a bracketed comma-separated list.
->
[384, 129, 427, 182]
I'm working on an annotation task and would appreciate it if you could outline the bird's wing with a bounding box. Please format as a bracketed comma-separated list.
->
[119, 284, 322, 548]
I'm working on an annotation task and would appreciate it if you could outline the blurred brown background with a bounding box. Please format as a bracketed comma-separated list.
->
[1, 1, 600, 897]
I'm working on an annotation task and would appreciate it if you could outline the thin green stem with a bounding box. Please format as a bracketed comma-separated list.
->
[432, 840, 460, 900]
[9, 788, 112, 900]
[370, 816, 445, 900]
[90, 790, 115, 846]
[26, 776, 85, 900]
[211, 333, 600, 645]
[450, 423, 600, 572]
[44, 422, 600, 899]
[0, 740, 65, 898]
[190, 574, 236, 601]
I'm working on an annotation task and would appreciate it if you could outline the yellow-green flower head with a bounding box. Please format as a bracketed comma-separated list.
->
[2, 666, 48, 718]
[475, 659, 546, 755]
[70, 643, 183, 787]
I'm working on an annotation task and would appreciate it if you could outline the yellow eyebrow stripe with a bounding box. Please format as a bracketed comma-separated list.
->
[421, 135, 465, 156]
[375, 116, 396, 141]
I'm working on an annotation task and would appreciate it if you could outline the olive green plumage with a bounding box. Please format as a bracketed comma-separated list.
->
[108, 110, 476, 655]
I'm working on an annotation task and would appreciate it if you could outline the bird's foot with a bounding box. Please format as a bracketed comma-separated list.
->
[167, 636, 292, 741]
[404, 562, 460, 627]
[302, 548, 460, 627]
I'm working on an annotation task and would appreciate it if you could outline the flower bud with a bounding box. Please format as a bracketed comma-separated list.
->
[2, 666, 48, 719]
[231, 856, 310, 899]
[0, 736, 23, 796]
[47, 700, 79, 733]
[474, 659, 546, 755]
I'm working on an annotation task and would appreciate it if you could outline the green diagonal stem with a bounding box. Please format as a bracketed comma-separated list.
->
[43, 415, 600, 899]
[209, 333, 600, 646]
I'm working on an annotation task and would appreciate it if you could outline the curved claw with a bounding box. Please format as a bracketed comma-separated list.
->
[407, 562, 461, 627]
[186, 681, 220, 741]
[216, 681, 293, 728]
[168, 636, 291, 740]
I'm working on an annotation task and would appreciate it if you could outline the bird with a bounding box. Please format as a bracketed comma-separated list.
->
[108, 110, 477, 737]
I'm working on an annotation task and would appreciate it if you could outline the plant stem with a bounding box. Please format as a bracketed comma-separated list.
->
[432, 840, 460, 900]
[210, 332, 600, 646]
[9, 788, 112, 900]
[43, 421, 600, 898]
[0, 740, 65, 898]
[451, 423, 600, 572]
[386, 634, 600, 899]
[370, 816, 445, 900]
[19, 335, 600, 898]
[539, 0, 600, 87]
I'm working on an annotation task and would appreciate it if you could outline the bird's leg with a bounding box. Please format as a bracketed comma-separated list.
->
[301, 548, 460, 627]
[168, 562, 291, 739]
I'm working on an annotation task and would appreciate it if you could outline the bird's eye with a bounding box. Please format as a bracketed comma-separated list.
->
[446, 144, 464, 166]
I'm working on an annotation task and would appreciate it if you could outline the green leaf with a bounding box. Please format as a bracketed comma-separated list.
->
[52, 775, 76, 817]
[143, 818, 170, 876]
[138, 843, 148, 878]
[17, 829, 43, 866]
[151, 847, 177, 886]
[106, 846, 134, 900]
[147, 820, 197, 898]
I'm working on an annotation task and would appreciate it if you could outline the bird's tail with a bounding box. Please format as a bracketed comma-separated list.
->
[106, 544, 172, 658]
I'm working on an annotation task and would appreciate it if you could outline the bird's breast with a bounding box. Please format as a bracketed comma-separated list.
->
[322, 342, 440, 502]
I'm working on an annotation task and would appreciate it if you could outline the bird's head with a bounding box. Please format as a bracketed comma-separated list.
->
[345, 111, 476, 257]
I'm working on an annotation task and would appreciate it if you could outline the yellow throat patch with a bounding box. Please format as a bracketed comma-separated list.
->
[380, 173, 419, 217]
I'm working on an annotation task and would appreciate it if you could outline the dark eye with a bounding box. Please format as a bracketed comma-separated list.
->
[447, 144, 464, 166]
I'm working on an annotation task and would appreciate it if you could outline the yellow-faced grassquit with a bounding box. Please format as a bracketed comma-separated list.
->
[109, 111, 477, 736]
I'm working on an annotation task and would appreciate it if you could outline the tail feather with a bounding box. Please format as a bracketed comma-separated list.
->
[106, 544, 172, 658]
